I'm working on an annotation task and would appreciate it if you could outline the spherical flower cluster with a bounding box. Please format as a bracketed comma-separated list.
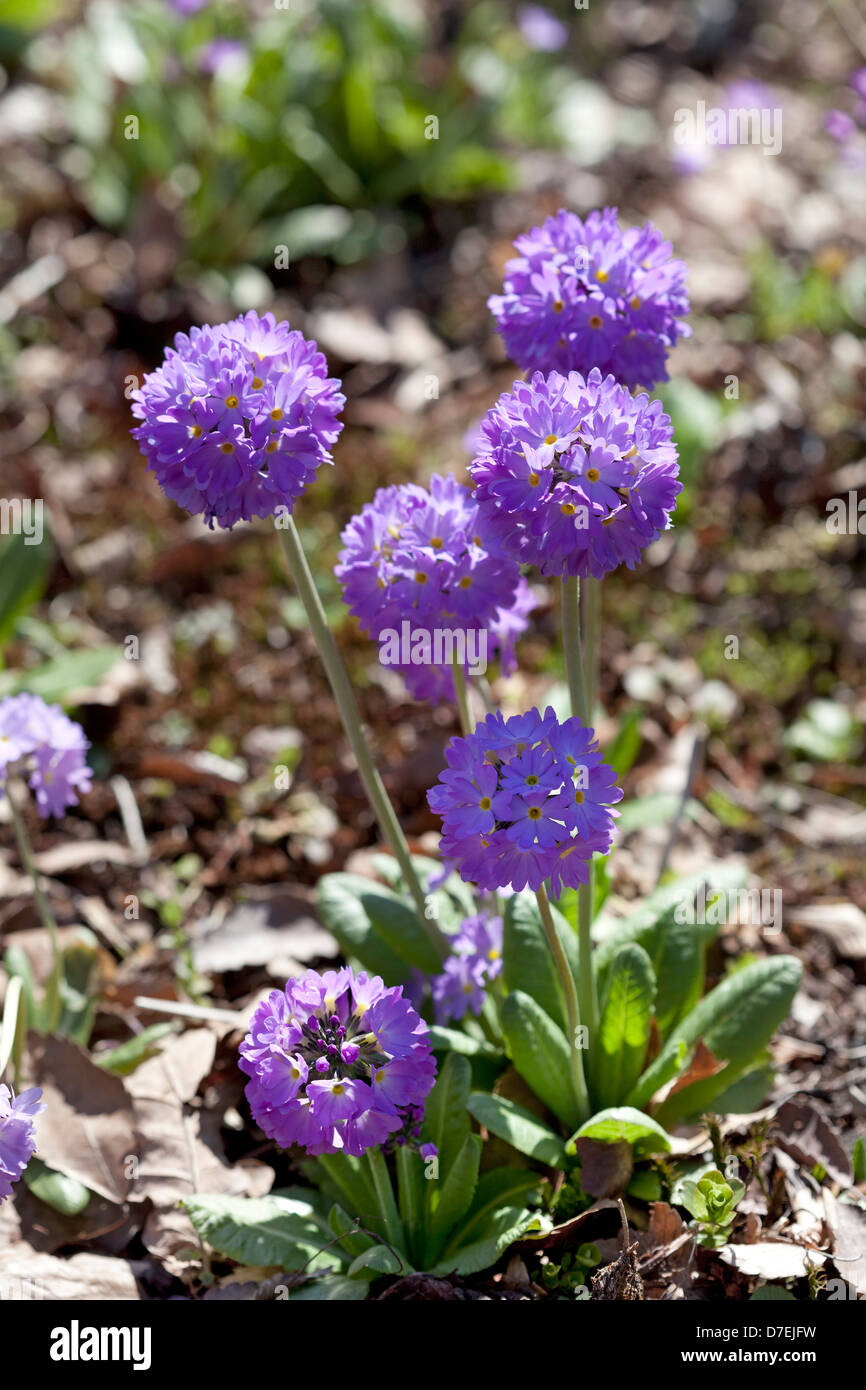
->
[131, 311, 344, 529]
[428, 706, 622, 895]
[488, 207, 690, 389]
[0, 1085, 45, 1201]
[432, 914, 503, 1024]
[469, 368, 680, 579]
[0, 693, 92, 817]
[239, 967, 436, 1157]
[335, 473, 535, 702]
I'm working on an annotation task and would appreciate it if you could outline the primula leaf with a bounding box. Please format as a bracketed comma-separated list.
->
[594, 943, 655, 1109]
[346, 1245, 404, 1277]
[327, 1203, 376, 1259]
[424, 1052, 471, 1177]
[315, 873, 408, 983]
[634, 956, 802, 1120]
[467, 1093, 566, 1167]
[595, 864, 749, 988]
[290, 1275, 369, 1301]
[308, 1153, 378, 1230]
[184, 1193, 340, 1272]
[358, 890, 442, 974]
[93, 1022, 179, 1075]
[503, 890, 579, 1033]
[433, 1168, 540, 1275]
[568, 1107, 672, 1156]
[500, 990, 580, 1131]
[425, 1132, 481, 1259]
[427, 1026, 501, 1061]
[23, 1158, 91, 1216]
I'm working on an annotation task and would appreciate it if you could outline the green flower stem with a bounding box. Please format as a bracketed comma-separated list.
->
[561, 577, 589, 722]
[367, 1146, 404, 1253]
[560, 578, 599, 1049]
[7, 785, 62, 1031]
[277, 518, 447, 961]
[451, 658, 473, 739]
[535, 884, 589, 1123]
[581, 575, 602, 717]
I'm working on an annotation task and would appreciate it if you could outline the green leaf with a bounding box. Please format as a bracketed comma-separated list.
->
[23, 1159, 91, 1216]
[750, 1285, 797, 1300]
[93, 1022, 178, 1075]
[184, 1193, 340, 1272]
[648, 956, 802, 1123]
[431, 1168, 540, 1275]
[627, 1168, 663, 1202]
[595, 864, 749, 985]
[56, 931, 100, 1045]
[308, 1153, 378, 1227]
[290, 1275, 369, 1300]
[359, 890, 442, 974]
[427, 1025, 501, 1060]
[346, 1245, 403, 1277]
[500, 990, 580, 1131]
[853, 1136, 866, 1185]
[503, 890, 579, 1034]
[569, 1107, 672, 1156]
[0, 528, 52, 651]
[1, 646, 121, 702]
[467, 1093, 566, 1167]
[650, 913, 706, 1041]
[316, 873, 408, 983]
[605, 707, 643, 779]
[425, 1132, 481, 1258]
[595, 944, 655, 1109]
[327, 1202, 376, 1259]
[424, 1052, 471, 1177]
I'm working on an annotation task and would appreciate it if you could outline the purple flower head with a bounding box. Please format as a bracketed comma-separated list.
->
[826, 108, 856, 142]
[470, 368, 680, 579]
[131, 312, 344, 529]
[0, 1085, 45, 1201]
[428, 707, 621, 895]
[849, 67, 866, 103]
[518, 5, 568, 52]
[488, 207, 690, 389]
[335, 474, 535, 702]
[239, 968, 436, 1157]
[0, 693, 92, 818]
[431, 913, 503, 1024]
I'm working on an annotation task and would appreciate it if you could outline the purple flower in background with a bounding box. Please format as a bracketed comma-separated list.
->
[826, 109, 856, 142]
[469, 368, 680, 580]
[488, 207, 690, 389]
[518, 5, 568, 52]
[0, 1085, 45, 1201]
[849, 67, 866, 104]
[431, 914, 503, 1024]
[239, 968, 436, 1157]
[131, 312, 344, 529]
[336, 474, 535, 702]
[198, 39, 247, 75]
[169, 0, 208, 13]
[0, 694, 92, 817]
[428, 707, 621, 894]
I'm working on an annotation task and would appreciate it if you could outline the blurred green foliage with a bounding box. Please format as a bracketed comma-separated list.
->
[10, 0, 574, 270]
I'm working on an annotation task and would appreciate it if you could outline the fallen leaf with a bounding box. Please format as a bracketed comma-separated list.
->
[0, 1249, 140, 1299]
[774, 1100, 852, 1186]
[24, 1033, 137, 1204]
[574, 1138, 633, 1197]
[823, 1190, 866, 1297]
[192, 887, 337, 974]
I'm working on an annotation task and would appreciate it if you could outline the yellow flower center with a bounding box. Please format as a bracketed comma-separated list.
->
[544, 434, 557, 446]
[415, 571, 427, 584]
[630, 296, 641, 310]
[430, 536, 443, 549]
[553, 298, 564, 313]
[586, 467, 600, 482]
[459, 576, 472, 589]
[528, 807, 542, 820]
[596, 268, 608, 282]
[270, 407, 283, 421]
[589, 315, 603, 329]
[575, 790, 584, 804]
[219, 441, 235, 454]
[528, 473, 540, 487]
[225, 395, 239, 409]
[266, 440, 278, 453]
[252, 376, 264, 389]
[480, 796, 492, 810]
[560, 502, 575, 516]
[190, 425, 203, 438]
